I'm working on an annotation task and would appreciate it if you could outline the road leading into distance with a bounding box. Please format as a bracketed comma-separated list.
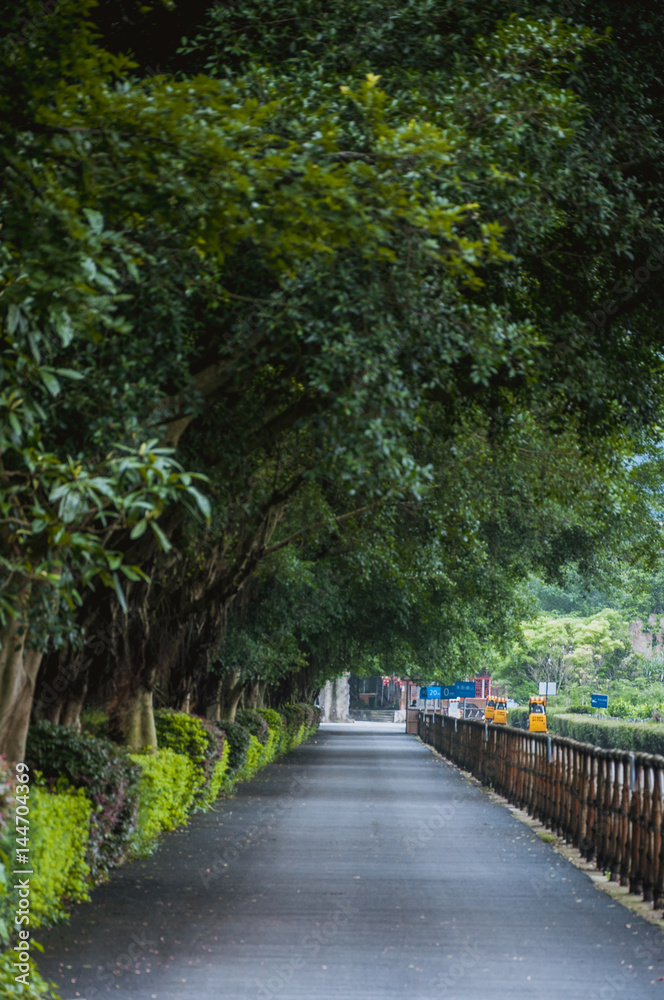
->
[37, 722, 664, 1000]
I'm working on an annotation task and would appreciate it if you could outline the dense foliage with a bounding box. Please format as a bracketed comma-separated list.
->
[545, 714, 664, 757]
[129, 748, 198, 853]
[0, 704, 317, 991]
[218, 721, 252, 776]
[0, 0, 663, 776]
[24, 723, 140, 880]
[235, 708, 270, 745]
[154, 709, 227, 809]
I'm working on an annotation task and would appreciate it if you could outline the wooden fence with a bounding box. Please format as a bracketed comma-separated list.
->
[418, 712, 664, 912]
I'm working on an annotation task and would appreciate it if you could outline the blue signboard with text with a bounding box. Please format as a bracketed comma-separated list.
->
[419, 681, 477, 700]
[591, 693, 608, 709]
[455, 681, 476, 698]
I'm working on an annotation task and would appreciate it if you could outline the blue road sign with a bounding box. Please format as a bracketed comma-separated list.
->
[441, 684, 456, 699]
[591, 693, 608, 709]
[419, 687, 427, 700]
[455, 681, 476, 698]
[427, 685, 442, 700]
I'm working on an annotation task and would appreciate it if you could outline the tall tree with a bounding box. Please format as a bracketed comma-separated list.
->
[3, 0, 664, 755]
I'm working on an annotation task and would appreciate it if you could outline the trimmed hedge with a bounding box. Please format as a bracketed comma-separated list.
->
[0, 701, 319, 993]
[218, 720, 252, 776]
[508, 707, 529, 730]
[502, 709, 664, 757]
[237, 708, 280, 767]
[257, 708, 288, 757]
[129, 748, 198, 855]
[236, 708, 270, 745]
[216, 702, 320, 791]
[549, 714, 664, 756]
[0, 768, 88, 999]
[154, 710, 227, 811]
[23, 781, 92, 926]
[237, 734, 264, 782]
[281, 704, 307, 750]
[25, 722, 140, 881]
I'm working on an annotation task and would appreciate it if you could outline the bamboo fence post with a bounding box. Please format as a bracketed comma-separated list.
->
[607, 755, 621, 882]
[643, 759, 656, 905]
[629, 755, 643, 896]
[653, 768, 664, 912]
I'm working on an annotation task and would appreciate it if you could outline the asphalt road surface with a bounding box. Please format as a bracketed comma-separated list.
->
[37, 722, 664, 1000]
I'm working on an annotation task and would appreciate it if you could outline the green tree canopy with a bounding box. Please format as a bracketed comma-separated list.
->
[1, 0, 664, 757]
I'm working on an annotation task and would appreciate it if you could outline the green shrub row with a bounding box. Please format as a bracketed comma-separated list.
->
[128, 747, 197, 855]
[0, 764, 93, 1000]
[507, 707, 529, 730]
[0, 702, 319, 996]
[498, 708, 664, 757]
[0, 773, 92, 935]
[154, 710, 227, 811]
[25, 722, 140, 881]
[219, 704, 320, 790]
[548, 714, 664, 757]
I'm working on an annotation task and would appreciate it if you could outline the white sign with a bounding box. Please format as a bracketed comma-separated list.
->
[538, 682, 557, 696]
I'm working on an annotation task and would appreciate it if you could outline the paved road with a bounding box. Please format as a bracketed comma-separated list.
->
[38, 723, 664, 1000]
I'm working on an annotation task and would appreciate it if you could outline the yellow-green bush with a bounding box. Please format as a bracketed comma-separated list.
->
[0, 950, 57, 999]
[258, 724, 280, 766]
[207, 742, 230, 801]
[285, 703, 319, 749]
[25, 723, 139, 881]
[237, 734, 263, 783]
[0, 781, 92, 929]
[129, 748, 197, 855]
[257, 708, 288, 757]
[154, 710, 226, 811]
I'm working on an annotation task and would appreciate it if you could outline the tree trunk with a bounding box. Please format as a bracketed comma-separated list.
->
[34, 697, 64, 725]
[244, 678, 266, 709]
[219, 669, 244, 722]
[59, 676, 89, 731]
[204, 678, 222, 722]
[0, 611, 43, 761]
[34, 653, 88, 730]
[122, 685, 158, 752]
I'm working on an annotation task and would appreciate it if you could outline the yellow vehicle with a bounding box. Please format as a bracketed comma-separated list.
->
[493, 697, 508, 725]
[484, 697, 497, 722]
[528, 696, 547, 733]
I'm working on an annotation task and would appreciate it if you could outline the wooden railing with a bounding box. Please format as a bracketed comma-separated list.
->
[418, 712, 664, 911]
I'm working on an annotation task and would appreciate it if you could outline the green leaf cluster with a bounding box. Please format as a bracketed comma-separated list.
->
[129, 747, 199, 854]
[24, 723, 140, 881]
[154, 709, 227, 810]
[0, 781, 91, 931]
